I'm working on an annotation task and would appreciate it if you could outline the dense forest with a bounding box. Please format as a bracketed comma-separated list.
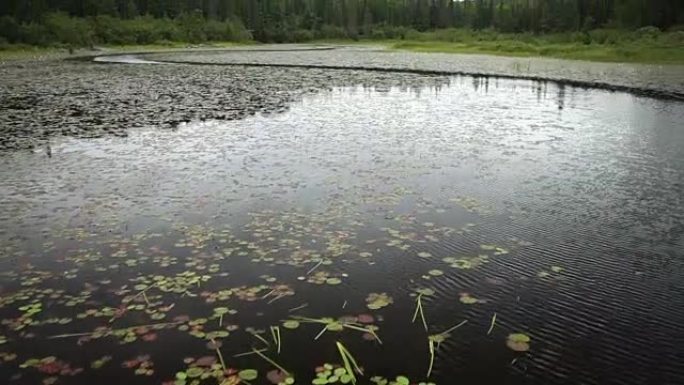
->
[1, 0, 683, 46]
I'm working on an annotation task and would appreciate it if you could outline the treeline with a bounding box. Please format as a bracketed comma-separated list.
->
[1, 1, 682, 46]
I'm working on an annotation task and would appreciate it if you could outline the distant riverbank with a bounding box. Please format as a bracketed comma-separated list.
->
[2, 28, 683, 65]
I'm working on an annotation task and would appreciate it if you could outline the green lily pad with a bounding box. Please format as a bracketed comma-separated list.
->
[326, 278, 342, 285]
[186, 367, 204, 378]
[333, 368, 346, 376]
[239, 369, 258, 381]
[459, 294, 479, 304]
[366, 292, 393, 310]
[282, 320, 300, 329]
[428, 269, 443, 276]
[395, 376, 410, 385]
[415, 288, 435, 296]
[312, 378, 328, 385]
[507, 333, 531, 352]
[327, 322, 344, 331]
[508, 333, 530, 343]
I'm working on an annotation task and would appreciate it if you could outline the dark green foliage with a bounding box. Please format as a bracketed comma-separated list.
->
[0, 15, 21, 43]
[0, 1, 682, 46]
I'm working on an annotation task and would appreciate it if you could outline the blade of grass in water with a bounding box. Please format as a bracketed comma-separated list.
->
[427, 338, 435, 378]
[412, 294, 428, 331]
[336, 341, 364, 385]
[442, 320, 468, 335]
[211, 339, 227, 371]
[253, 349, 291, 376]
[251, 331, 271, 347]
[288, 303, 308, 312]
[233, 348, 267, 358]
[314, 325, 328, 340]
[487, 313, 497, 335]
[342, 324, 383, 344]
[270, 326, 282, 354]
[49, 321, 184, 339]
[307, 259, 324, 275]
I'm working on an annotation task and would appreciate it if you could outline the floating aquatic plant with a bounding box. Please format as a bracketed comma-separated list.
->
[506, 333, 531, 352]
[238, 369, 259, 381]
[426, 320, 468, 377]
[458, 293, 483, 304]
[291, 316, 382, 344]
[312, 363, 353, 384]
[366, 292, 393, 310]
[282, 320, 300, 329]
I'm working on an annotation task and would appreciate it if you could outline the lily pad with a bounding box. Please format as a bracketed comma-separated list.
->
[239, 369, 258, 381]
[395, 376, 410, 385]
[326, 278, 342, 285]
[334, 368, 347, 376]
[267, 370, 288, 384]
[459, 293, 479, 304]
[506, 333, 531, 352]
[366, 292, 393, 310]
[186, 367, 204, 378]
[282, 320, 300, 329]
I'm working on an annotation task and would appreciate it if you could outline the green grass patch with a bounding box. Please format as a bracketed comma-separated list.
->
[390, 39, 684, 64]
[0, 41, 253, 61]
[381, 28, 684, 64]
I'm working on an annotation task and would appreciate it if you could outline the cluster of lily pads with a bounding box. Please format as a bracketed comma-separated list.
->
[0, 194, 552, 385]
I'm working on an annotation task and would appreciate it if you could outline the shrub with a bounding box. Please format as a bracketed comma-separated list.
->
[177, 10, 207, 43]
[588, 29, 624, 44]
[44, 12, 93, 46]
[0, 16, 21, 43]
[292, 29, 314, 42]
[225, 17, 251, 41]
[204, 19, 230, 41]
[635, 26, 661, 39]
[317, 24, 347, 39]
[664, 31, 684, 44]
[20, 23, 53, 46]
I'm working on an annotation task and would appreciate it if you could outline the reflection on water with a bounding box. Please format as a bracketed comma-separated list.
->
[1, 78, 683, 385]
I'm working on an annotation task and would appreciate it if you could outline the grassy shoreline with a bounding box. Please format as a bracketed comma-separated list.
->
[0, 41, 252, 61]
[388, 40, 684, 64]
[2, 36, 682, 65]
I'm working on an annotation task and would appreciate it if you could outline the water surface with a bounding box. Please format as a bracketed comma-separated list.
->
[1, 78, 683, 385]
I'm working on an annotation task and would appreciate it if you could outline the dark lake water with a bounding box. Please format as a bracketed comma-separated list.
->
[1, 77, 683, 385]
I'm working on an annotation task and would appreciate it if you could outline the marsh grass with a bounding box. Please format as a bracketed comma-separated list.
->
[388, 29, 684, 64]
[336, 341, 364, 385]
